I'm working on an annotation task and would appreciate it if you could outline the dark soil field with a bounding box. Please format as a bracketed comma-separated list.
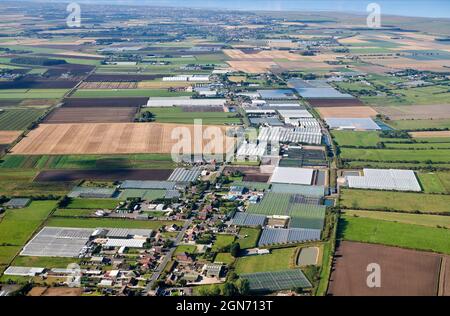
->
[34, 169, 173, 182]
[0, 80, 78, 89]
[327, 241, 442, 296]
[45, 64, 95, 77]
[243, 174, 271, 182]
[0, 144, 8, 156]
[181, 106, 224, 112]
[308, 98, 365, 107]
[223, 166, 271, 182]
[62, 97, 147, 108]
[85, 74, 164, 82]
[44, 107, 137, 123]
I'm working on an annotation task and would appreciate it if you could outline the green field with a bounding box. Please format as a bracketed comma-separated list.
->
[45, 217, 181, 230]
[332, 131, 382, 147]
[237, 227, 261, 249]
[235, 247, 296, 274]
[66, 198, 119, 210]
[343, 210, 450, 229]
[0, 154, 175, 170]
[119, 189, 166, 201]
[338, 215, 450, 254]
[340, 189, 450, 214]
[362, 85, 450, 106]
[214, 253, 235, 265]
[174, 245, 197, 255]
[211, 234, 236, 252]
[384, 142, 450, 149]
[340, 147, 450, 163]
[12, 256, 81, 268]
[0, 108, 45, 130]
[53, 208, 94, 217]
[417, 172, 450, 193]
[0, 89, 68, 99]
[141, 107, 241, 125]
[387, 119, 450, 130]
[0, 169, 72, 197]
[72, 89, 192, 98]
[0, 201, 57, 266]
[344, 160, 450, 169]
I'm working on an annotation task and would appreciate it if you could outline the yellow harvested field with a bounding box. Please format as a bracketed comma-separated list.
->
[223, 49, 302, 61]
[228, 76, 246, 83]
[11, 123, 235, 155]
[227, 60, 276, 73]
[0, 130, 22, 144]
[137, 81, 192, 89]
[316, 106, 378, 118]
[409, 131, 450, 138]
[361, 56, 450, 72]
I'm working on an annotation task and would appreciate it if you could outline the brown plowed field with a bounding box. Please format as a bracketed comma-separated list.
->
[317, 106, 378, 118]
[35, 169, 173, 182]
[308, 98, 365, 107]
[63, 97, 147, 108]
[78, 82, 138, 89]
[0, 130, 22, 144]
[44, 107, 137, 124]
[12, 123, 235, 155]
[327, 241, 442, 296]
[375, 105, 450, 120]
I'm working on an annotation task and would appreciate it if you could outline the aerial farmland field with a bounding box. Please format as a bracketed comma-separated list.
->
[11, 123, 235, 155]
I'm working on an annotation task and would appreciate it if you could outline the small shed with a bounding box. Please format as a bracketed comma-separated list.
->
[4, 198, 31, 209]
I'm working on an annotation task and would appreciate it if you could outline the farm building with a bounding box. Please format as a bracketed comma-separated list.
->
[202, 263, 224, 278]
[258, 127, 322, 145]
[258, 227, 321, 246]
[168, 167, 203, 182]
[104, 239, 146, 248]
[120, 180, 176, 190]
[345, 169, 422, 192]
[4, 267, 45, 277]
[242, 269, 312, 293]
[232, 212, 267, 227]
[245, 108, 277, 117]
[162, 75, 210, 82]
[277, 109, 313, 120]
[236, 141, 267, 161]
[146, 97, 226, 107]
[249, 117, 284, 127]
[270, 183, 325, 198]
[270, 167, 314, 185]
[104, 228, 153, 239]
[4, 198, 31, 209]
[21, 227, 95, 257]
[258, 89, 297, 100]
[325, 118, 381, 130]
[68, 186, 117, 198]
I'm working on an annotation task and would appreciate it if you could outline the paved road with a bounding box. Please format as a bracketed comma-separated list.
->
[144, 219, 192, 295]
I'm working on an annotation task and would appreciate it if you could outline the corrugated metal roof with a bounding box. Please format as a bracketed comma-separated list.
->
[258, 228, 320, 246]
[325, 118, 381, 130]
[346, 168, 421, 191]
[270, 167, 314, 185]
[104, 239, 146, 248]
[258, 127, 322, 145]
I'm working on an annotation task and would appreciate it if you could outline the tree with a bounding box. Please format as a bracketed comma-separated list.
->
[222, 282, 238, 296]
[236, 278, 250, 295]
[230, 243, 241, 258]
